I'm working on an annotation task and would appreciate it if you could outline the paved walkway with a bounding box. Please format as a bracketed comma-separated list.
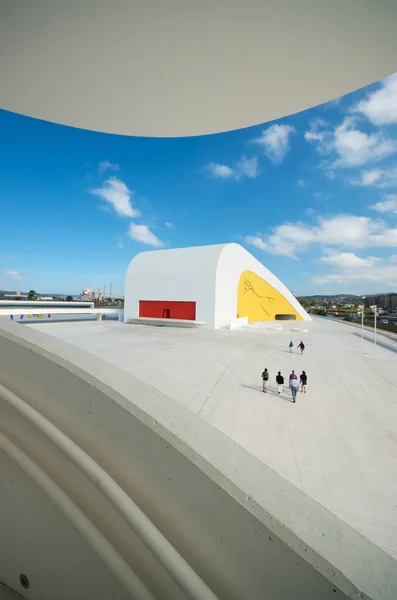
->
[27, 317, 397, 560]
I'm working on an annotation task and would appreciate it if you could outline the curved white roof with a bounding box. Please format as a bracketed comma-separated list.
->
[126, 243, 226, 282]
[1, 2, 396, 136]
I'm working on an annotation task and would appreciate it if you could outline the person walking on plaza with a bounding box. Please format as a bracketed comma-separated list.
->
[298, 341, 305, 355]
[262, 367, 269, 393]
[290, 376, 299, 402]
[289, 370, 297, 384]
[289, 341, 294, 353]
[300, 370, 307, 393]
[276, 371, 284, 395]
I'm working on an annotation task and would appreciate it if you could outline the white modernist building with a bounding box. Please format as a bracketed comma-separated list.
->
[124, 243, 310, 329]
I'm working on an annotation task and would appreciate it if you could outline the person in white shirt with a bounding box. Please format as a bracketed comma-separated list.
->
[276, 371, 284, 395]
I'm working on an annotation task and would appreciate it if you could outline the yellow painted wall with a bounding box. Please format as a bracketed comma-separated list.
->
[237, 270, 302, 322]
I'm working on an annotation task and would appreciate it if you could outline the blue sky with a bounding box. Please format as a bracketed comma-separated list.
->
[1, 73, 397, 296]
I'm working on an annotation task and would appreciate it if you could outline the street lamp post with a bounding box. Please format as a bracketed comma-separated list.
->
[374, 306, 377, 355]
[358, 305, 364, 349]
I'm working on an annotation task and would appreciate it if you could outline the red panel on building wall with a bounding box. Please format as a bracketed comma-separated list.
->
[139, 300, 196, 320]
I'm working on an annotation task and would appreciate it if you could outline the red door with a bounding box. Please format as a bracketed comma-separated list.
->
[139, 301, 196, 320]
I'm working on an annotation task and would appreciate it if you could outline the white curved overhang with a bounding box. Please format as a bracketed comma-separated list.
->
[0, 1, 396, 137]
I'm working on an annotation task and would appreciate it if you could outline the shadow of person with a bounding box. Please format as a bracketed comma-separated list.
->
[240, 383, 262, 392]
[240, 384, 277, 395]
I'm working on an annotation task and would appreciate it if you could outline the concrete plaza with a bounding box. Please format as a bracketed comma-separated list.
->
[27, 316, 397, 561]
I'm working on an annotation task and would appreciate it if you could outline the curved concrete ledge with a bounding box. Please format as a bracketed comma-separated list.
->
[0, 319, 396, 599]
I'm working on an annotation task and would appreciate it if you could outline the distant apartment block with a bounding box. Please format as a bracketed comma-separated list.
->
[363, 294, 397, 310]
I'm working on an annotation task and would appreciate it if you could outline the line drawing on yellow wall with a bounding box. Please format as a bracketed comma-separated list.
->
[238, 271, 302, 322]
[243, 279, 275, 316]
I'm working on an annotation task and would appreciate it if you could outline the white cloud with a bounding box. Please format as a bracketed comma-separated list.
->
[165, 222, 173, 228]
[4, 268, 21, 280]
[128, 223, 163, 247]
[320, 252, 379, 270]
[297, 179, 310, 188]
[333, 117, 397, 167]
[354, 73, 397, 126]
[244, 235, 267, 250]
[116, 235, 123, 249]
[304, 118, 328, 143]
[319, 215, 379, 246]
[208, 163, 237, 179]
[98, 160, 119, 175]
[305, 116, 397, 168]
[370, 195, 397, 215]
[89, 177, 140, 218]
[313, 253, 397, 287]
[235, 156, 259, 178]
[370, 228, 397, 247]
[327, 96, 342, 107]
[362, 170, 383, 185]
[244, 213, 397, 259]
[208, 155, 259, 180]
[251, 124, 295, 164]
[350, 165, 397, 188]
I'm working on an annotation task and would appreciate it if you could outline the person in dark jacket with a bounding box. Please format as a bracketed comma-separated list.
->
[262, 368, 269, 393]
[300, 371, 307, 393]
[298, 341, 305, 354]
[276, 371, 284, 395]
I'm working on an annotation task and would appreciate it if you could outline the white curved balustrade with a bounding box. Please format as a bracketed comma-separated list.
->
[0, 320, 396, 599]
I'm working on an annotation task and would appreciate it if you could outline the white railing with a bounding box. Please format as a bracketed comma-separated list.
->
[0, 308, 122, 316]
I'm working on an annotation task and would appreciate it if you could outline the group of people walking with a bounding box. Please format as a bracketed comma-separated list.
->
[261, 339, 307, 403]
[289, 340, 305, 354]
[261, 368, 307, 402]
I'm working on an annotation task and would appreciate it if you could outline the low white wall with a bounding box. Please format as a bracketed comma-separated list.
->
[127, 317, 205, 328]
[228, 316, 248, 330]
[0, 320, 396, 600]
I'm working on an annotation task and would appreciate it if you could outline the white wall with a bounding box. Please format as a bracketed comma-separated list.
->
[124, 244, 310, 330]
[124, 244, 224, 327]
[0, 321, 396, 599]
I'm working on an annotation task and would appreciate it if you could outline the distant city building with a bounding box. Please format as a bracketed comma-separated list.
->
[364, 296, 377, 308]
[377, 295, 389, 309]
[80, 288, 103, 300]
[3, 293, 28, 300]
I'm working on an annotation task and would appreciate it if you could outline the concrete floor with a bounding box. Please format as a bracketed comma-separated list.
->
[27, 317, 397, 560]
